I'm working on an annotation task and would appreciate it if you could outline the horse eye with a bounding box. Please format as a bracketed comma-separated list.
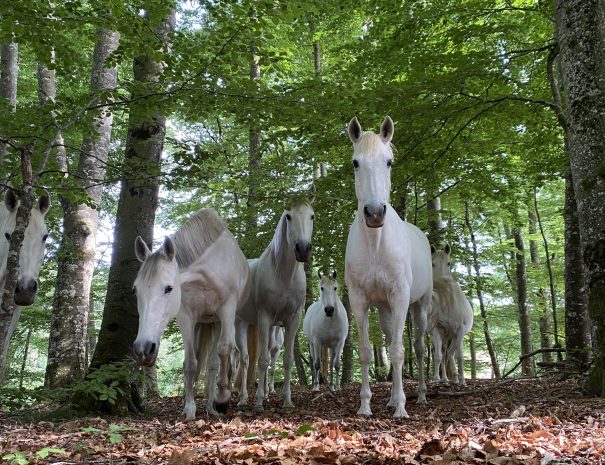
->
[387, 159, 393, 168]
[311, 215, 314, 221]
[4, 232, 10, 241]
[320, 286, 324, 291]
[132, 287, 137, 295]
[447, 262, 451, 266]
[286, 214, 292, 221]
[164, 286, 173, 294]
[334, 286, 337, 291]
[42, 234, 49, 242]
[352, 159, 359, 169]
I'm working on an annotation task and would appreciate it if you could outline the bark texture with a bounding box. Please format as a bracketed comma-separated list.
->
[45, 30, 120, 389]
[564, 173, 591, 367]
[513, 226, 534, 376]
[89, 13, 174, 410]
[556, 0, 605, 394]
[0, 42, 18, 162]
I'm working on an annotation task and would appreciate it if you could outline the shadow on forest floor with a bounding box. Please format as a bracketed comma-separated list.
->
[1, 377, 604, 464]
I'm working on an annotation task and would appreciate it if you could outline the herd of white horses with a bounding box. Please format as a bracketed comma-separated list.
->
[0, 117, 473, 419]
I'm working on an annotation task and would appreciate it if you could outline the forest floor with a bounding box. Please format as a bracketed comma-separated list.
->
[1, 376, 605, 464]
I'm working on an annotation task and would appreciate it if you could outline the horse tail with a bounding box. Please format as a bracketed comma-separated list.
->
[235, 324, 259, 390]
[195, 322, 219, 395]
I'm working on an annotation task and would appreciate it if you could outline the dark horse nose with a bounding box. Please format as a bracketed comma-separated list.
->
[294, 242, 312, 262]
[363, 203, 386, 228]
[14, 279, 37, 306]
[324, 306, 335, 317]
[133, 341, 157, 366]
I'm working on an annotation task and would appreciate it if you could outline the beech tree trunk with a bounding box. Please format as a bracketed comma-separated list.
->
[555, 0, 605, 395]
[564, 173, 591, 367]
[44, 30, 120, 389]
[513, 226, 534, 376]
[88, 11, 174, 412]
[0, 42, 18, 162]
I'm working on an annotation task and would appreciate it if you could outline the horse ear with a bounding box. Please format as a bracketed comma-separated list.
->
[332, 270, 337, 279]
[445, 243, 451, 255]
[348, 117, 362, 143]
[4, 190, 17, 212]
[37, 191, 51, 215]
[430, 244, 436, 255]
[380, 116, 394, 143]
[318, 270, 322, 280]
[163, 236, 175, 261]
[135, 236, 151, 263]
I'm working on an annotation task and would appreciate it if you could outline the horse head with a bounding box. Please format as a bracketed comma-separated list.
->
[132, 236, 181, 366]
[1, 190, 51, 306]
[348, 116, 394, 228]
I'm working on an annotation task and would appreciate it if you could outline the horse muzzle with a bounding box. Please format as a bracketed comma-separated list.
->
[364, 204, 386, 228]
[295, 241, 312, 262]
[14, 279, 38, 306]
[133, 340, 158, 367]
[324, 306, 335, 317]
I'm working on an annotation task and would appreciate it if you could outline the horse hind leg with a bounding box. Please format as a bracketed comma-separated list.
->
[431, 329, 443, 382]
[311, 341, 321, 391]
[254, 315, 272, 411]
[411, 295, 429, 405]
[280, 310, 301, 409]
[214, 310, 237, 413]
[179, 318, 199, 420]
[234, 319, 250, 408]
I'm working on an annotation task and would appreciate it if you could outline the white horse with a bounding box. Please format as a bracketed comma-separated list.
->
[235, 203, 314, 410]
[344, 116, 432, 418]
[429, 244, 473, 385]
[132, 208, 250, 419]
[0, 189, 51, 380]
[303, 270, 348, 392]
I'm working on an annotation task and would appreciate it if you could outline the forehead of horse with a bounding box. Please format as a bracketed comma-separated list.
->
[0, 204, 47, 233]
[432, 250, 449, 263]
[288, 203, 313, 217]
[352, 132, 393, 159]
[135, 252, 175, 287]
[320, 274, 338, 287]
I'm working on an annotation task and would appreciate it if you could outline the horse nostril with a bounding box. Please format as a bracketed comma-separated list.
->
[307, 243, 312, 252]
[382, 204, 386, 215]
[295, 243, 301, 253]
[364, 206, 370, 218]
[32, 281, 38, 292]
[148, 342, 156, 356]
[15, 284, 21, 294]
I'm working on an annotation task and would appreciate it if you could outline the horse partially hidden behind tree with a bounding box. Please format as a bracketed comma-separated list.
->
[0, 189, 51, 382]
[428, 244, 474, 385]
[132, 208, 250, 419]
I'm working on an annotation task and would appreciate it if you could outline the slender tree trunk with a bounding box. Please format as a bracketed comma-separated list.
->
[45, 30, 120, 389]
[469, 331, 476, 380]
[340, 287, 354, 383]
[87, 293, 97, 364]
[528, 198, 540, 264]
[564, 173, 591, 367]
[465, 202, 500, 378]
[88, 12, 174, 412]
[556, 0, 605, 395]
[0, 42, 18, 163]
[537, 288, 553, 364]
[513, 226, 534, 376]
[18, 326, 31, 389]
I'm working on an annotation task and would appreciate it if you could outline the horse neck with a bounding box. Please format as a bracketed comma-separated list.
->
[265, 218, 299, 283]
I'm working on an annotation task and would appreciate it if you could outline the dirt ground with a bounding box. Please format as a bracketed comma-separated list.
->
[1, 376, 604, 464]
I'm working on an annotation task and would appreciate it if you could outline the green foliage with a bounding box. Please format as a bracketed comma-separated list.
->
[2, 448, 65, 465]
[81, 424, 135, 445]
[71, 361, 139, 406]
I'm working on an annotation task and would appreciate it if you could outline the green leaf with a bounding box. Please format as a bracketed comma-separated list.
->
[108, 433, 124, 444]
[81, 426, 102, 433]
[295, 424, 316, 436]
[36, 448, 65, 459]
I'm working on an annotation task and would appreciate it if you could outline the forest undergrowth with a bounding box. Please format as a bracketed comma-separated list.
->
[1, 377, 604, 464]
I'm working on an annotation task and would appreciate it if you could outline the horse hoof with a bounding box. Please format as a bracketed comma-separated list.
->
[357, 408, 373, 417]
[254, 404, 264, 412]
[282, 401, 295, 410]
[393, 408, 409, 419]
[214, 401, 229, 414]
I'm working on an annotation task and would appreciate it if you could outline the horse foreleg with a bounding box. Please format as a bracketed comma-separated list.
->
[411, 297, 429, 405]
[254, 314, 271, 411]
[269, 342, 278, 393]
[431, 328, 443, 382]
[179, 319, 198, 420]
[311, 340, 321, 391]
[206, 324, 220, 416]
[235, 319, 249, 407]
[350, 291, 372, 416]
[386, 298, 408, 418]
[450, 332, 465, 385]
[281, 311, 301, 409]
[334, 340, 345, 391]
[215, 308, 236, 413]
